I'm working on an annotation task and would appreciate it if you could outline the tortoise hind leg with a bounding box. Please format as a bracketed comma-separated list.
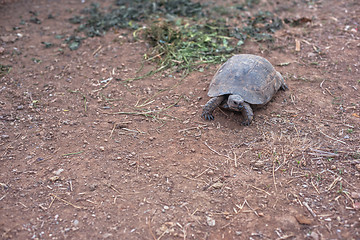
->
[276, 71, 288, 90]
[241, 102, 253, 125]
[202, 96, 225, 120]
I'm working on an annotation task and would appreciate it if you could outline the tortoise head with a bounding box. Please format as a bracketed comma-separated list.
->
[227, 95, 245, 111]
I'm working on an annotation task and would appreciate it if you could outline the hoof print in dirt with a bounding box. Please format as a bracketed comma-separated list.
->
[202, 54, 288, 125]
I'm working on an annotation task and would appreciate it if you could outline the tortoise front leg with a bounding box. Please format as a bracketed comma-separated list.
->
[202, 96, 225, 120]
[241, 102, 254, 125]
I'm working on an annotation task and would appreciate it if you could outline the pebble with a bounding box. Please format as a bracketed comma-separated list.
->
[356, 164, 360, 172]
[53, 169, 64, 175]
[351, 192, 360, 199]
[211, 182, 223, 189]
[206, 216, 216, 227]
[17, 105, 24, 110]
[163, 205, 169, 210]
[1, 135, 9, 139]
[73, 219, 79, 226]
[99, 146, 105, 151]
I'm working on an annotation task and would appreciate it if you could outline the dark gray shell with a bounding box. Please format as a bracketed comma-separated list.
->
[208, 54, 284, 105]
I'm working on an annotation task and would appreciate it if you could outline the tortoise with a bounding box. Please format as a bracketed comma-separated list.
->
[202, 54, 288, 125]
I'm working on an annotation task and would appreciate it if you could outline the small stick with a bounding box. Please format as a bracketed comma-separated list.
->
[147, 217, 157, 240]
[178, 124, 207, 132]
[303, 201, 316, 217]
[343, 191, 355, 208]
[326, 176, 342, 191]
[0, 193, 8, 201]
[49, 193, 83, 209]
[327, 169, 356, 188]
[204, 141, 234, 160]
[62, 151, 84, 157]
[319, 130, 346, 145]
[249, 185, 271, 196]
[244, 200, 259, 217]
[48, 195, 56, 209]
[92, 77, 113, 93]
[68, 180, 73, 192]
[311, 179, 320, 194]
[191, 208, 198, 216]
[195, 167, 211, 178]
[18, 202, 27, 208]
[272, 161, 277, 192]
[109, 123, 117, 138]
[92, 45, 102, 56]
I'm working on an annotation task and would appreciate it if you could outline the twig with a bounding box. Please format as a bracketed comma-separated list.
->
[48, 195, 56, 209]
[244, 200, 259, 217]
[326, 176, 342, 191]
[49, 193, 83, 209]
[272, 160, 277, 192]
[194, 167, 211, 178]
[92, 45, 102, 56]
[0, 193, 8, 201]
[204, 141, 234, 160]
[178, 124, 207, 132]
[62, 151, 84, 157]
[109, 123, 117, 138]
[309, 148, 340, 157]
[92, 77, 113, 93]
[148, 217, 157, 240]
[326, 169, 356, 189]
[249, 185, 271, 196]
[311, 179, 320, 194]
[319, 130, 346, 145]
[302, 201, 316, 217]
[343, 191, 355, 208]
[100, 110, 156, 119]
[68, 180, 73, 192]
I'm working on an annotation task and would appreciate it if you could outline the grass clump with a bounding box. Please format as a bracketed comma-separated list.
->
[67, 0, 283, 75]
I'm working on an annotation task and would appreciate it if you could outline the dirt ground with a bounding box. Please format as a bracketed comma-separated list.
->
[0, 0, 359, 239]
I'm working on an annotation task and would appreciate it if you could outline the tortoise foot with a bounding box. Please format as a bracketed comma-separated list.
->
[202, 112, 214, 121]
[241, 120, 251, 126]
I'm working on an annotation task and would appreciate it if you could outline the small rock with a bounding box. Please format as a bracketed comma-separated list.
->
[309, 231, 319, 240]
[99, 146, 105, 151]
[102, 233, 113, 239]
[207, 170, 214, 175]
[1, 135, 9, 139]
[49, 176, 60, 182]
[351, 192, 360, 199]
[211, 182, 223, 189]
[0, 35, 17, 43]
[295, 214, 313, 225]
[73, 219, 79, 226]
[206, 216, 216, 227]
[129, 161, 137, 166]
[89, 184, 97, 191]
[53, 169, 64, 175]
[17, 105, 24, 110]
[356, 164, 360, 172]
[163, 205, 169, 210]
[324, 218, 332, 222]
[0, 47, 5, 54]
[330, 165, 336, 170]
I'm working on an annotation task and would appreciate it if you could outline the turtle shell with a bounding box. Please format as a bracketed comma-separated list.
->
[208, 54, 284, 105]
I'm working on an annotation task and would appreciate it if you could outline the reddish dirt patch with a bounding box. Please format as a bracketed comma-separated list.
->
[0, 0, 359, 239]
